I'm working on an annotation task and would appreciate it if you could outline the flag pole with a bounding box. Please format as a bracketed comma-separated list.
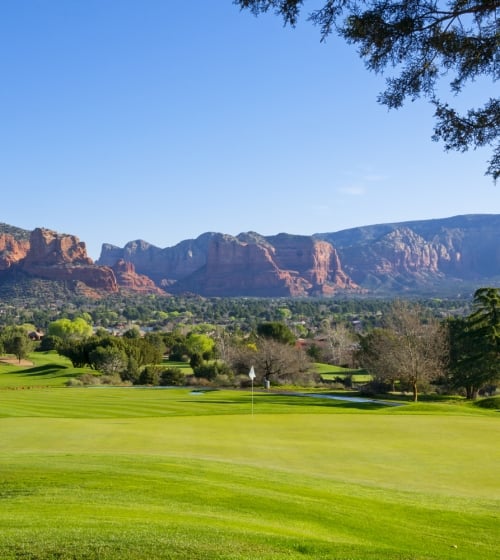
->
[251, 376, 254, 416]
[248, 366, 256, 416]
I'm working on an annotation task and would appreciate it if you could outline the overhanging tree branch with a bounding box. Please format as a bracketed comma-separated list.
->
[235, 0, 500, 180]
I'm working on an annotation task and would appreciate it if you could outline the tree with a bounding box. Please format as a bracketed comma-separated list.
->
[357, 327, 401, 392]
[89, 345, 127, 376]
[1, 326, 34, 363]
[48, 317, 93, 342]
[448, 287, 500, 399]
[193, 361, 233, 382]
[10, 334, 33, 363]
[256, 321, 296, 345]
[235, 1, 499, 180]
[253, 337, 312, 384]
[122, 326, 141, 339]
[320, 321, 356, 366]
[358, 301, 447, 401]
[186, 333, 215, 360]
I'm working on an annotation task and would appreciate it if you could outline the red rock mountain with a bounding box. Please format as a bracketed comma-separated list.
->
[111, 259, 165, 294]
[99, 231, 360, 297]
[175, 233, 358, 297]
[0, 227, 164, 295]
[316, 214, 500, 292]
[2, 214, 499, 297]
[98, 214, 500, 296]
[21, 228, 118, 292]
[0, 233, 30, 270]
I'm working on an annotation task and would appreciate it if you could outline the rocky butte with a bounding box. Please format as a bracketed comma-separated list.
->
[21, 228, 119, 292]
[1, 214, 499, 297]
[316, 214, 500, 292]
[99, 231, 360, 297]
[0, 227, 165, 296]
[0, 232, 30, 271]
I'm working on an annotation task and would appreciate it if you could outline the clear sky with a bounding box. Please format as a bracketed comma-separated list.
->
[1, 1, 497, 260]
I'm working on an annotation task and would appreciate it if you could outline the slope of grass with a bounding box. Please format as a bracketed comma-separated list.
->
[0, 351, 94, 388]
[0, 386, 498, 559]
[314, 362, 372, 382]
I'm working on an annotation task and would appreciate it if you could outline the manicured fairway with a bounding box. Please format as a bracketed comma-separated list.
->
[0, 387, 498, 559]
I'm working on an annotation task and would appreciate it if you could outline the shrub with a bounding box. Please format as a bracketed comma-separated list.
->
[77, 373, 101, 386]
[66, 378, 83, 387]
[213, 373, 235, 387]
[160, 367, 185, 386]
[193, 361, 233, 382]
[100, 374, 128, 386]
[474, 396, 500, 410]
[360, 379, 393, 397]
[138, 366, 161, 385]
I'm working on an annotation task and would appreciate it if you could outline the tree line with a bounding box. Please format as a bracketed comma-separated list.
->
[0, 288, 498, 401]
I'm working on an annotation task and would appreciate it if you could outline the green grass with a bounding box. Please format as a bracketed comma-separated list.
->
[161, 359, 194, 375]
[474, 395, 500, 409]
[0, 381, 499, 558]
[314, 362, 372, 383]
[0, 351, 95, 388]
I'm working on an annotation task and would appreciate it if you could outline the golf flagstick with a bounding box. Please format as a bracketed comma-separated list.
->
[248, 366, 256, 416]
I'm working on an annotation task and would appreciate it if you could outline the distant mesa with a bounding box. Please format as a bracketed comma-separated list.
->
[1, 214, 499, 297]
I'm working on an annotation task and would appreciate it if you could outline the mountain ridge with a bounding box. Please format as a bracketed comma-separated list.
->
[1, 214, 499, 297]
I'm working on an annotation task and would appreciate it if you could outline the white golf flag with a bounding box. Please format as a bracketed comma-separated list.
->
[248, 366, 256, 380]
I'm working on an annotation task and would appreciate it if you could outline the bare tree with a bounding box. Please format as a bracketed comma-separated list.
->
[320, 320, 357, 366]
[357, 328, 400, 392]
[358, 301, 448, 401]
[255, 338, 312, 385]
[228, 337, 312, 385]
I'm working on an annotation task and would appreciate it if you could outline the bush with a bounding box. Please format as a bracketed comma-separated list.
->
[474, 396, 500, 410]
[213, 373, 236, 387]
[160, 367, 185, 386]
[138, 366, 161, 385]
[66, 373, 101, 386]
[190, 353, 203, 369]
[187, 376, 211, 387]
[360, 379, 393, 397]
[101, 374, 128, 386]
[193, 361, 233, 382]
[38, 335, 62, 352]
[77, 373, 101, 386]
[66, 378, 83, 387]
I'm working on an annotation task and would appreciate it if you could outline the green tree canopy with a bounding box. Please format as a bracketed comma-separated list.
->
[448, 287, 500, 398]
[186, 333, 215, 359]
[235, 0, 499, 180]
[257, 321, 296, 345]
[48, 318, 93, 342]
[1, 326, 34, 363]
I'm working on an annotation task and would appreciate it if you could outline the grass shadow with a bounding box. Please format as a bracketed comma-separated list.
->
[181, 393, 391, 411]
[258, 393, 391, 411]
[16, 364, 68, 376]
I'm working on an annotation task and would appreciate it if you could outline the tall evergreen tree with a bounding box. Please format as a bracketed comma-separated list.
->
[449, 287, 500, 398]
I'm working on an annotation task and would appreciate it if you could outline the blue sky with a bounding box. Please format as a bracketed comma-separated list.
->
[1, 1, 497, 260]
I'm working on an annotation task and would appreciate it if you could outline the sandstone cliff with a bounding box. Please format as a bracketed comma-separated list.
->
[168, 233, 358, 297]
[2, 214, 498, 298]
[2, 228, 168, 295]
[21, 228, 118, 292]
[316, 214, 500, 291]
[98, 232, 217, 286]
[0, 233, 30, 271]
[111, 259, 166, 294]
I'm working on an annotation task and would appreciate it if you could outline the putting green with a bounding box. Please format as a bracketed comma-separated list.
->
[0, 388, 498, 559]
